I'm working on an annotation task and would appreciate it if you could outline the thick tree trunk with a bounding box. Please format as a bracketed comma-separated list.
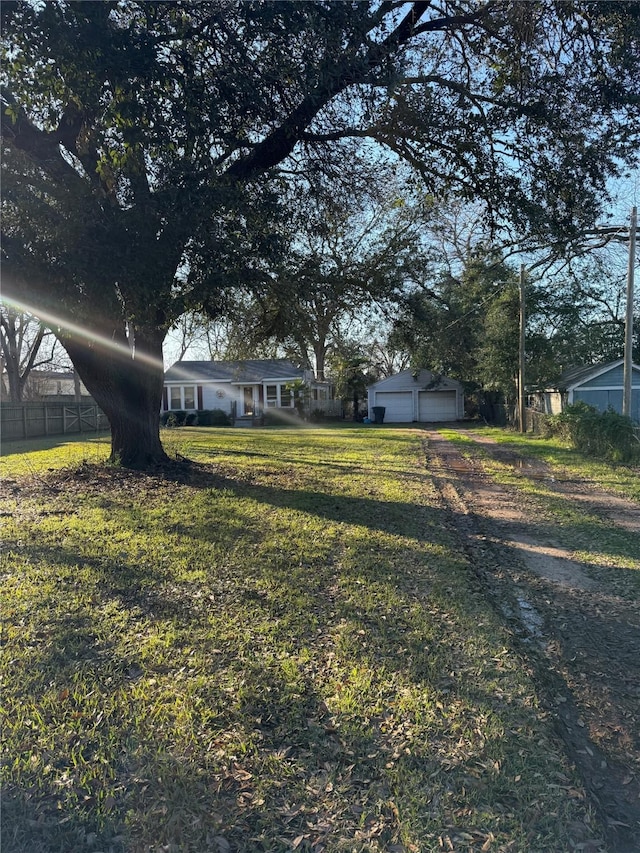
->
[313, 341, 328, 382]
[107, 391, 168, 468]
[353, 391, 360, 421]
[63, 331, 170, 469]
[98, 376, 169, 468]
[5, 360, 24, 402]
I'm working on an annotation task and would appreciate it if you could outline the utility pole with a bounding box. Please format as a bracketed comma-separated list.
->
[518, 263, 526, 433]
[587, 207, 637, 417]
[517, 254, 553, 434]
[623, 206, 637, 418]
[518, 207, 637, 430]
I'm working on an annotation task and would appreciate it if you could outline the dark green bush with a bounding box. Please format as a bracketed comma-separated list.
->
[547, 401, 640, 463]
[161, 410, 187, 427]
[309, 408, 326, 423]
[162, 409, 231, 427]
[196, 408, 231, 426]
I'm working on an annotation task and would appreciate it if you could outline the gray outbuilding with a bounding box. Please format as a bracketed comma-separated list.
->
[532, 359, 640, 423]
[367, 369, 464, 423]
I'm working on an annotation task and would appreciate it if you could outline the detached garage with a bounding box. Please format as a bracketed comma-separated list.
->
[368, 369, 464, 423]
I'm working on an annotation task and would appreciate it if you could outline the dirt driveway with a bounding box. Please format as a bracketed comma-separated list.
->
[424, 428, 640, 853]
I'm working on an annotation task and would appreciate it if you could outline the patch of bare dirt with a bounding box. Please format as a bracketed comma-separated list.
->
[424, 429, 640, 853]
[466, 431, 640, 534]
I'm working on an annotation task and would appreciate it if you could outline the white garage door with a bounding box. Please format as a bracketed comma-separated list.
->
[374, 391, 414, 422]
[418, 390, 457, 422]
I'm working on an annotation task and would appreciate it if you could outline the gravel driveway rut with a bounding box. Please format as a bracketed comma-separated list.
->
[424, 428, 640, 853]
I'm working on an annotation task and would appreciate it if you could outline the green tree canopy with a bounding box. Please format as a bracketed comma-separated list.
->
[2, 0, 639, 466]
[389, 255, 521, 397]
[245, 191, 433, 381]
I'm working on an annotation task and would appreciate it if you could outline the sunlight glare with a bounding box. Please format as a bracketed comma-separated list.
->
[2, 295, 165, 371]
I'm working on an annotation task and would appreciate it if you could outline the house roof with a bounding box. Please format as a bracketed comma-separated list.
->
[164, 359, 308, 384]
[29, 370, 80, 381]
[368, 368, 462, 391]
[557, 359, 640, 390]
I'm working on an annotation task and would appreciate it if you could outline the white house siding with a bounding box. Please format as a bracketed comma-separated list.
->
[418, 390, 458, 422]
[163, 360, 332, 419]
[164, 380, 303, 415]
[541, 392, 564, 415]
[201, 383, 234, 414]
[164, 381, 234, 413]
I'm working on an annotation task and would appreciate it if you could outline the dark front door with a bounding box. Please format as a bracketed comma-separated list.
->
[243, 387, 254, 416]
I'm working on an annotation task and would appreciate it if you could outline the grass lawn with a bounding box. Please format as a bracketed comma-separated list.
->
[452, 425, 640, 503]
[1, 426, 599, 852]
[438, 426, 640, 602]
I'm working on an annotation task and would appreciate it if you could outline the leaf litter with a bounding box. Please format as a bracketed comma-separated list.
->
[1, 427, 626, 852]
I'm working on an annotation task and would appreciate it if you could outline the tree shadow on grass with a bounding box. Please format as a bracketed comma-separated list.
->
[157, 466, 455, 547]
[2, 653, 576, 853]
[154, 464, 640, 587]
[189, 442, 433, 482]
[3, 543, 604, 851]
[6, 452, 639, 850]
[0, 786, 127, 853]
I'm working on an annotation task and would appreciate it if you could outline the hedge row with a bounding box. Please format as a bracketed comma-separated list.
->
[546, 401, 640, 464]
[161, 409, 232, 427]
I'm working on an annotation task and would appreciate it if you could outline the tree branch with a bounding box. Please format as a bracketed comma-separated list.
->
[411, 3, 496, 37]
[1, 91, 91, 193]
[226, 2, 433, 181]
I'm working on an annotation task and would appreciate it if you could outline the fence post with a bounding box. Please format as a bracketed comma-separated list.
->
[22, 405, 28, 439]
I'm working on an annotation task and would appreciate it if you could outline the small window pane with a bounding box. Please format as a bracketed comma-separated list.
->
[280, 386, 292, 407]
[170, 387, 181, 409]
[266, 385, 277, 407]
[184, 386, 195, 409]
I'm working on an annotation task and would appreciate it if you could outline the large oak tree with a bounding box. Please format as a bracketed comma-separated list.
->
[2, 1, 638, 466]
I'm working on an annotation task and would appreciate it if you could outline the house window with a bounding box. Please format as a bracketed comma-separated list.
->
[170, 387, 182, 409]
[183, 386, 195, 410]
[168, 386, 197, 410]
[266, 385, 278, 408]
[280, 386, 292, 407]
[264, 384, 295, 407]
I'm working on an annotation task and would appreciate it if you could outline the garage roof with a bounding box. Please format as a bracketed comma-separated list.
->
[368, 368, 462, 391]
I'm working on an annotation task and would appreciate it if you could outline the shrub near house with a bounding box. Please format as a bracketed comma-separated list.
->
[161, 409, 231, 428]
[547, 402, 640, 464]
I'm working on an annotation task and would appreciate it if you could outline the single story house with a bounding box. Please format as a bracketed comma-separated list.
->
[163, 359, 332, 419]
[530, 359, 640, 422]
[12, 370, 89, 401]
[367, 368, 464, 423]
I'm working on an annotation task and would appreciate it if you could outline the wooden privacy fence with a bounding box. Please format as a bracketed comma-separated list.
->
[1, 402, 109, 442]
